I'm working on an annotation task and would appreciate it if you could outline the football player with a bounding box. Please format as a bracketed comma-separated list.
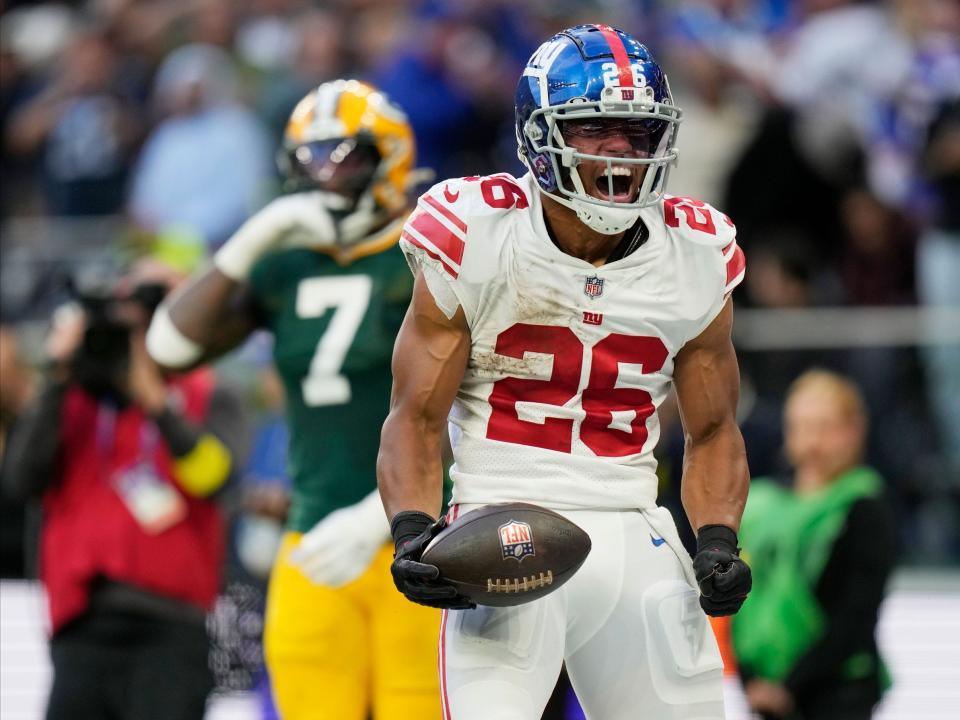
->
[147, 80, 442, 720]
[379, 25, 753, 719]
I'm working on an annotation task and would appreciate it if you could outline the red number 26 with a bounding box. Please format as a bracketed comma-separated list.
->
[486, 324, 669, 457]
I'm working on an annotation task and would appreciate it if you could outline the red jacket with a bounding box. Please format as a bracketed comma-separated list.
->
[41, 369, 225, 634]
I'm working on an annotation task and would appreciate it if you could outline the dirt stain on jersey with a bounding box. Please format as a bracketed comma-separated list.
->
[469, 349, 553, 380]
[511, 272, 571, 327]
[469, 262, 574, 379]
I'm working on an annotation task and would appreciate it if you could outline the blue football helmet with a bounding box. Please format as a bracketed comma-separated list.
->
[516, 24, 682, 234]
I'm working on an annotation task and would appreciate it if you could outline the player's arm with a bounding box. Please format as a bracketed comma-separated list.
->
[379, 270, 470, 517]
[147, 269, 261, 371]
[674, 298, 752, 616]
[377, 269, 475, 608]
[147, 193, 335, 370]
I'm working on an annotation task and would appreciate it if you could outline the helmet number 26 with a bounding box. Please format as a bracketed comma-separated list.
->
[601, 62, 648, 89]
[485, 324, 669, 457]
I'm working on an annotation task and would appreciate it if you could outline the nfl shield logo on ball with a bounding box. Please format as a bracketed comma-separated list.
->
[498, 520, 535, 561]
[584, 275, 604, 298]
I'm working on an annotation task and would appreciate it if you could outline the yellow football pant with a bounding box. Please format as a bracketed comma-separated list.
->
[264, 532, 442, 720]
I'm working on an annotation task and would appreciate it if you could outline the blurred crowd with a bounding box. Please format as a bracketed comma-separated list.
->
[0, 0, 958, 709]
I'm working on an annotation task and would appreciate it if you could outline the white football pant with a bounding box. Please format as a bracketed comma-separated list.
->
[438, 505, 724, 720]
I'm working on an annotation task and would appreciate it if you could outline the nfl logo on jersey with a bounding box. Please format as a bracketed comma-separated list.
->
[584, 275, 604, 298]
[499, 520, 536, 561]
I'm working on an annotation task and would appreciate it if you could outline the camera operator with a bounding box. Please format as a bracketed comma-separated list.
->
[3, 261, 247, 720]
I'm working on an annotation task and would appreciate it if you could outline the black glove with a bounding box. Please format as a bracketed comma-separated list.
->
[693, 524, 752, 617]
[390, 511, 476, 610]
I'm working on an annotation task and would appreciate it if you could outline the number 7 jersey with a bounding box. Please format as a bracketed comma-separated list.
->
[400, 172, 745, 511]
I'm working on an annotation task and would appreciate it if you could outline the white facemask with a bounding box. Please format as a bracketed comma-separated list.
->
[551, 192, 641, 235]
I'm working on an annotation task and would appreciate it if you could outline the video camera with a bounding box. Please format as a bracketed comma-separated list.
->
[71, 280, 168, 398]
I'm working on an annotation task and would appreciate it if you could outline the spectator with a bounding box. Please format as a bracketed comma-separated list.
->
[732, 370, 896, 720]
[129, 43, 272, 249]
[2, 261, 247, 720]
[5, 28, 141, 216]
[254, 7, 347, 144]
[372, 3, 506, 179]
[0, 31, 43, 219]
[838, 186, 916, 306]
[0, 324, 36, 457]
[0, 325, 37, 578]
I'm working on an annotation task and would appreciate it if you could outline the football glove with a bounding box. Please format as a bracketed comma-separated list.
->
[693, 524, 752, 617]
[390, 511, 475, 610]
[290, 489, 390, 587]
[213, 192, 337, 280]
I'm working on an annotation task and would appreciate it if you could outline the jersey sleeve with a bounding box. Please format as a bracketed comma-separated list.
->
[248, 248, 294, 323]
[663, 196, 746, 340]
[399, 177, 498, 325]
[721, 236, 746, 296]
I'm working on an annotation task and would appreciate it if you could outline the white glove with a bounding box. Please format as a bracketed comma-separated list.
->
[289, 489, 391, 587]
[213, 191, 338, 281]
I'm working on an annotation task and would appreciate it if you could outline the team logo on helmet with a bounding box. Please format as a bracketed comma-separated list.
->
[499, 520, 535, 561]
[584, 275, 605, 298]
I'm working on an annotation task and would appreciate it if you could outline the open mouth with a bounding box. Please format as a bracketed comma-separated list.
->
[592, 165, 638, 203]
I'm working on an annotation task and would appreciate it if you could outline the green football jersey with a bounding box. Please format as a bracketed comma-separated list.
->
[249, 244, 413, 532]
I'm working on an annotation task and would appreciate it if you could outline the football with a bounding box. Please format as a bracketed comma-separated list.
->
[421, 503, 592, 607]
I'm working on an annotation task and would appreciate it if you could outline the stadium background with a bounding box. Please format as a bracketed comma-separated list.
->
[0, 0, 957, 718]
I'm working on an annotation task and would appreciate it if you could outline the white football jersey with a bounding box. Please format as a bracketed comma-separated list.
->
[400, 172, 745, 511]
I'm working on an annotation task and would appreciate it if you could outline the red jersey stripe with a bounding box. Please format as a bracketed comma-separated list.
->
[401, 230, 459, 278]
[596, 24, 634, 87]
[726, 245, 746, 286]
[422, 194, 467, 233]
[410, 208, 466, 265]
[439, 503, 460, 720]
[439, 609, 451, 719]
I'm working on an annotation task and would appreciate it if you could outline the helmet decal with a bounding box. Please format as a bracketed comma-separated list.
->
[595, 24, 636, 88]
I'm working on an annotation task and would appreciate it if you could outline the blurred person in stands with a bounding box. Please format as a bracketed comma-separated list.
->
[916, 95, 960, 518]
[146, 80, 441, 720]
[1, 28, 42, 219]
[732, 370, 895, 720]
[254, 6, 347, 143]
[0, 325, 36, 457]
[372, 2, 509, 179]
[868, 0, 960, 552]
[0, 325, 37, 578]
[2, 259, 247, 720]
[909, 2, 960, 481]
[129, 43, 271, 249]
[5, 27, 141, 216]
[725, 0, 913, 267]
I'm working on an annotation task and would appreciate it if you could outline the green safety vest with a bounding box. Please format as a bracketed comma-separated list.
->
[731, 466, 890, 687]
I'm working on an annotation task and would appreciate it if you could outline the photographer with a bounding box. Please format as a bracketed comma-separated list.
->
[3, 261, 246, 720]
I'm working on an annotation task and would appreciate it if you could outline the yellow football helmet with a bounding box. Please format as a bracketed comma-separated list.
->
[280, 80, 416, 245]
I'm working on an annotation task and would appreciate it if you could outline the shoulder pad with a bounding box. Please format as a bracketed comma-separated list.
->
[401, 174, 530, 279]
[662, 195, 736, 248]
[662, 195, 744, 295]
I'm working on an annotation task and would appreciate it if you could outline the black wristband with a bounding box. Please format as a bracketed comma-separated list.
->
[696, 524, 739, 554]
[390, 511, 437, 550]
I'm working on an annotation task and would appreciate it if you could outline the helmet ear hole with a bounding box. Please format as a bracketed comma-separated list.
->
[524, 121, 543, 143]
